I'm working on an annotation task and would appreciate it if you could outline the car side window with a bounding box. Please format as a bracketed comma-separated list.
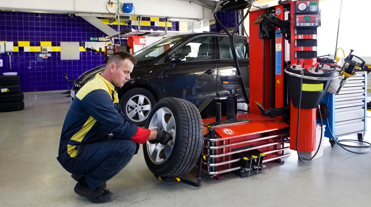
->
[218, 37, 247, 59]
[173, 36, 214, 62]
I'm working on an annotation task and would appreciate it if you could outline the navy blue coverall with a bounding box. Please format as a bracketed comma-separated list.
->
[57, 74, 149, 190]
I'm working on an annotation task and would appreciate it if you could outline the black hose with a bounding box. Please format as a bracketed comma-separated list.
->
[213, 4, 252, 104]
[295, 71, 323, 162]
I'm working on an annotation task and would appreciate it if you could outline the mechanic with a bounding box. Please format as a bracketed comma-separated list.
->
[57, 51, 172, 203]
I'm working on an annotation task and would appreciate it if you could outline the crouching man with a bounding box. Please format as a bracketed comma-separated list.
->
[57, 52, 172, 203]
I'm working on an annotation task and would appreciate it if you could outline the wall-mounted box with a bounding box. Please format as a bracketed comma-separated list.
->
[5, 42, 14, 52]
[60, 42, 80, 60]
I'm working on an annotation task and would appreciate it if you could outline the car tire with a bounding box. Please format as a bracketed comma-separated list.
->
[0, 92, 24, 103]
[0, 84, 21, 95]
[120, 88, 156, 126]
[0, 101, 24, 112]
[0, 75, 20, 85]
[143, 97, 203, 177]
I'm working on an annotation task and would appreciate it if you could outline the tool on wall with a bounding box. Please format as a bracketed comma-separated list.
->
[39, 47, 51, 59]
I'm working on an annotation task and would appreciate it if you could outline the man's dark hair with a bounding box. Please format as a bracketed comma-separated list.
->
[107, 51, 137, 68]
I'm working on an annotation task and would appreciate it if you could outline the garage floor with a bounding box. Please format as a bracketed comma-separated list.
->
[1, 91, 371, 207]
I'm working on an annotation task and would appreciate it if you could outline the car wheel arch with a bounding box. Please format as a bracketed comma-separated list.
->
[118, 84, 160, 102]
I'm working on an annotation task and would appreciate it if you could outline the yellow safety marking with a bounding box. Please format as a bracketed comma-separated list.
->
[203, 155, 206, 160]
[277, 79, 280, 84]
[79, 47, 86, 52]
[175, 178, 181, 182]
[150, 17, 159, 22]
[105, 42, 112, 45]
[260, 153, 265, 157]
[18, 41, 30, 47]
[99, 19, 126, 25]
[243, 157, 249, 161]
[158, 177, 162, 180]
[52, 47, 60, 52]
[30, 46, 41, 52]
[13, 46, 19, 52]
[252, 155, 258, 159]
[302, 83, 324, 92]
[159, 22, 172, 27]
[140, 21, 151, 26]
[100, 19, 109, 24]
[40, 41, 52, 47]
[131, 16, 137, 20]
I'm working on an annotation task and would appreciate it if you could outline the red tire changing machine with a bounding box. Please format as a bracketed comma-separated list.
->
[161, 0, 341, 186]
[200, 0, 328, 180]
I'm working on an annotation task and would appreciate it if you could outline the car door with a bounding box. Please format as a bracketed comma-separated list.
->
[160, 36, 218, 107]
[215, 36, 249, 101]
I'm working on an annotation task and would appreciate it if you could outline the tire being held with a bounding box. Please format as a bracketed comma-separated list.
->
[143, 97, 203, 177]
[120, 88, 156, 126]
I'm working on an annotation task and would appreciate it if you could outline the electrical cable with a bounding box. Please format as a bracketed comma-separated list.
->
[325, 94, 371, 154]
[334, 0, 342, 59]
[238, 10, 249, 38]
[85, 49, 97, 67]
[295, 70, 323, 162]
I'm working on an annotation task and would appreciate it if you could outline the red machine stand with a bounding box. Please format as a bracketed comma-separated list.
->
[201, 113, 290, 178]
[289, 103, 316, 152]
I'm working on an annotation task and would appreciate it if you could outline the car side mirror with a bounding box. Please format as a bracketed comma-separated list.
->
[170, 54, 185, 63]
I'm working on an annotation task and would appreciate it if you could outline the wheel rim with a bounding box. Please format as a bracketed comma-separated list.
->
[125, 94, 152, 123]
[146, 107, 176, 164]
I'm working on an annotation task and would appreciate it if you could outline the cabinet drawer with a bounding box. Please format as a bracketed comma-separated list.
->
[335, 119, 365, 135]
[335, 108, 365, 122]
[335, 94, 364, 102]
[335, 100, 364, 109]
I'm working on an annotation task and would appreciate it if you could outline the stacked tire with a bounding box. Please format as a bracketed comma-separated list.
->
[0, 75, 24, 112]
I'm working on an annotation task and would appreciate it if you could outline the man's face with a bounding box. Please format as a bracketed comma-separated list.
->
[111, 59, 134, 88]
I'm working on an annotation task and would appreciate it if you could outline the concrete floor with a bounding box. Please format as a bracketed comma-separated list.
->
[1, 90, 371, 207]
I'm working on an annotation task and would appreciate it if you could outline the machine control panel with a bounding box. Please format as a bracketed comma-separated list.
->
[294, 1, 319, 14]
[295, 15, 320, 27]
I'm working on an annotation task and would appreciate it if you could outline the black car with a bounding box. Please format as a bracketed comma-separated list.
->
[71, 33, 249, 126]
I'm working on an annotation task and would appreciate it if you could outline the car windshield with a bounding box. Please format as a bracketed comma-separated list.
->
[134, 36, 183, 61]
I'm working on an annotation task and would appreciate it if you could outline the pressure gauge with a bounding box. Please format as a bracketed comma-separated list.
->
[297, 2, 307, 11]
